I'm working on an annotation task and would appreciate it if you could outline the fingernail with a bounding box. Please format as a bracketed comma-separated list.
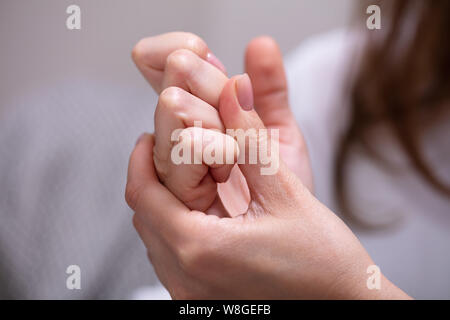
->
[135, 133, 146, 145]
[235, 73, 254, 111]
[207, 52, 227, 74]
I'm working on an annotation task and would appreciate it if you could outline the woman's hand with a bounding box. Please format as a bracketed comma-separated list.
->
[125, 77, 410, 299]
[132, 32, 313, 216]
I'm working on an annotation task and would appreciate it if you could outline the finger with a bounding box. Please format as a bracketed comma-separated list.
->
[126, 133, 158, 211]
[246, 37, 313, 191]
[162, 49, 228, 106]
[219, 75, 307, 211]
[153, 87, 237, 212]
[154, 86, 224, 165]
[132, 32, 226, 92]
[132, 213, 179, 293]
[245, 37, 295, 128]
[167, 127, 238, 211]
[217, 165, 251, 217]
[125, 133, 195, 239]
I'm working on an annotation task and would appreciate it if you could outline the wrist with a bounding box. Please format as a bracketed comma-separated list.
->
[337, 264, 412, 300]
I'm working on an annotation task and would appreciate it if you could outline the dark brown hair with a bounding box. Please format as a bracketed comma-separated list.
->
[335, 0, 450, 229]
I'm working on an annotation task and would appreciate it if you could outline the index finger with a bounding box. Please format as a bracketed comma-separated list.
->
[132, 32, 226, 92]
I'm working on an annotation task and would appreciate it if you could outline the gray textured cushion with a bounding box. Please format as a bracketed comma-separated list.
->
[0, 78, 160, 299]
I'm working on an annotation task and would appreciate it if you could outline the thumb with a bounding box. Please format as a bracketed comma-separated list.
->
[245, 36, 295, 128]
[219, 75, 306, 211]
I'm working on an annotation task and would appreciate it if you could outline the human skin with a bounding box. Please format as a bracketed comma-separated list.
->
[126, 32, 410, 299]
[131, 32, 313, 216]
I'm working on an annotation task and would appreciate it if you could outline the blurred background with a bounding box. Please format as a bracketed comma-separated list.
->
[3, 0, 449, 300]
[0, 0, 355, 101]
[0, 0, 356, 299]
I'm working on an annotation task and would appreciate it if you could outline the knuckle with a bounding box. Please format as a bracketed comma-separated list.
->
[165, 49, 197, 78]
[175, 241, 204, 277]
[177, 248, 199, 277]
[178, 183, 217, 212]
[125, 181, 143, 211]
[175, 230, 220, 278]
[184, 32, 208, 57]
[256, 58, 277, 78]
[131, 38, 148, 63]
[158, 86, 185, 113]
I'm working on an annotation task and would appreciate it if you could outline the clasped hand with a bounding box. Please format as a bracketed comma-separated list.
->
[125, 32, 408, 299]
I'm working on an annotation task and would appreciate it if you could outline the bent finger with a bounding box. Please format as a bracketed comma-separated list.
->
[132, 32, 226, 92]
[162, 49, 228, 107]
